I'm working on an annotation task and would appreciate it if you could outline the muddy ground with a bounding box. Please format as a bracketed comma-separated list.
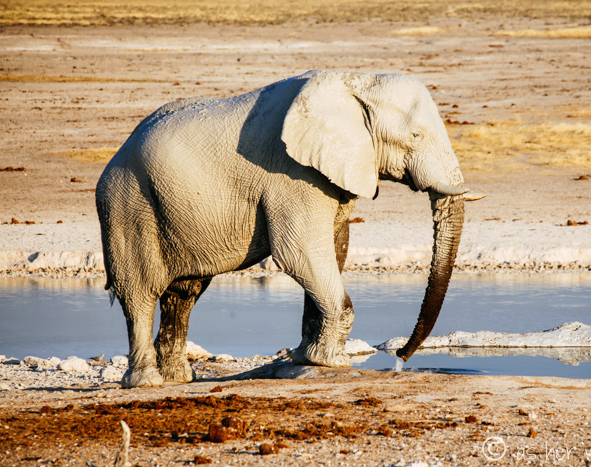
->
[1, 1, 591, 466]
[1, 365, 591, 466]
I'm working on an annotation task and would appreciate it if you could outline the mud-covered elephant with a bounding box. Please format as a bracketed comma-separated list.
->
[96, 70, 481, 388]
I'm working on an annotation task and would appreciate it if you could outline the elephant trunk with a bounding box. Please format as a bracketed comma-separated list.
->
[396, 193, 465, 361]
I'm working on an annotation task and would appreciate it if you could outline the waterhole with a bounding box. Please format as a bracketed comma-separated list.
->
[0, 273, 589, 378]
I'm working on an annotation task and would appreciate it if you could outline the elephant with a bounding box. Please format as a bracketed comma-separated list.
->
[96, 70, 483, 388]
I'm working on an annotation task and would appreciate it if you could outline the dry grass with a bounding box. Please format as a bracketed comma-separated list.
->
[450, 121, 591, 172]
[2, 0, 591, 26]
[388, 27, 443, 35]
[566, 107, 591, 119]
[496, 26, 591, 39]
[0, 74, 164, 83]
[52, 148, 119, 163]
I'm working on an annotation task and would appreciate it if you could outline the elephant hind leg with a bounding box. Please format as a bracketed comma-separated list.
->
[119, 293, 164, 389]
[155, 277, 212, 383]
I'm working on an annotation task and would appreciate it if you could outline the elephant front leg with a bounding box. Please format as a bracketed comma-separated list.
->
[120, 296, 164, 389]
[291, 220, 353, 368]
[155, 279, 211, 383]
[292, 292, 354, 367]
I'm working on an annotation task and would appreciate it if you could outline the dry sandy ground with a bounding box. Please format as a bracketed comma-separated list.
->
[1, 10, 590, 273]
[1, 363, 591, 467]
[1, 2, 591, 466]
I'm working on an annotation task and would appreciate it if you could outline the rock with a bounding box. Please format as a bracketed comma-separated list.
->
[58, 356, 90, 373]
[24, 356, 43, 367]
[213, 354, 234, 362]
[1, 358, 21, 365]
[186, 341, 212, 360]
[101, 365, 124, 382]
[24, 356, 60, 368]
[110, 355, 129, 366]
[0, 383, 9, 391]
[378, 322, 591, 350]
[345, 339, 378, 356]
[47, 357, 61, 366]
[0, 355, 5, 362]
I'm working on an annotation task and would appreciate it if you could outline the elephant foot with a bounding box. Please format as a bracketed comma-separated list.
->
[121, 366, 164, 389]
[291, 343, 352, 368]
[158, 355, 194, 384]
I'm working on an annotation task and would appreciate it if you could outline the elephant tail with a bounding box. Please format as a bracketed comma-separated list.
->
[107, 282, 117, 306]
[104, 271, 117, 306]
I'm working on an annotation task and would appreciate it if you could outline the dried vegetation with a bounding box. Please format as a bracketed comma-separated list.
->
[450, 121, 591, 172]
[496, 26, 591, 39]
[2, 0, 591, 26]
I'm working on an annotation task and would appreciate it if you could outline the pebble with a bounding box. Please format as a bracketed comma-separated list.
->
[0, 362, 104, 390]
[0, 351, 277, 390]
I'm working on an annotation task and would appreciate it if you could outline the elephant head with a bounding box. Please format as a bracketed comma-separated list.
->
[282, 71, 482, 361]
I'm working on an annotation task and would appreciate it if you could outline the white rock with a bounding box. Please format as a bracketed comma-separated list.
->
[0, 383, 9, 391]
[47, 357, 61, 366]
[24, 356, 45, 367]
[23, 356, 60, 368]
[101, 366, 124, 382]
[58, 356, 90, 373]
[110, 355, 129, 366]
[345, 339, 378, 356]
[378, 322, 591, 350]
[0, 355, 5, 362]
[213, 354, 234, 362]
[186, 341, 212, 359]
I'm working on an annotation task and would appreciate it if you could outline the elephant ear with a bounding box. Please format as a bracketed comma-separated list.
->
[281, 71, 378, 199]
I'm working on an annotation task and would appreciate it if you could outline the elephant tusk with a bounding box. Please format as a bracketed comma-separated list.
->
[464, 192, 487, 201]
[429, 182, 469, 197]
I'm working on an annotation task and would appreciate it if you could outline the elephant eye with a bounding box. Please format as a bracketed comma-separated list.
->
[412, 133, 421, 138]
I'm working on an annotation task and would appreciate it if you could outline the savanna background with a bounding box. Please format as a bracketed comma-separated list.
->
[1, 0, 590, 225]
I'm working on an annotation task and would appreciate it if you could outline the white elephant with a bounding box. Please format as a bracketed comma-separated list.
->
[96, 70, 481, 388]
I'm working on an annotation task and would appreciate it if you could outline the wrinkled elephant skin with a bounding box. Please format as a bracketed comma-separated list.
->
[96, 70, 473, 388]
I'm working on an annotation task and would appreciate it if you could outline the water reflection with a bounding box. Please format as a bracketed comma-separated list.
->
[0, 273, 590, 378]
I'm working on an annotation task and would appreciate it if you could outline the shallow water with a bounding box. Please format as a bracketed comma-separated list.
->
[0, 273, 590, 378]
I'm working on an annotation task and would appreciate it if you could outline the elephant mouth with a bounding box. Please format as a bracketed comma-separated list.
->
[399, 169, 419, 192]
